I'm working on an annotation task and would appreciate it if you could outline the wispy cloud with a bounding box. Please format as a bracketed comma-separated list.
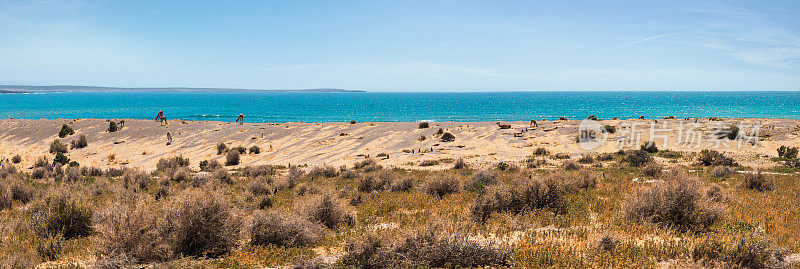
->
[254, 63, 335, 72]
[689, 6, 800, 71]
[598, 34, 676, 52]
[255, 62, 514, 78]
[533, 45, 594, 57]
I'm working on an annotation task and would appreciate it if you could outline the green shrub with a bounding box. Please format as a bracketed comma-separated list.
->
[533, 147, 550, 156]
[199, 159, 222, 172]
[231, 146, 247, 154]
[603, 125, 616, 133]
[249, 146, 260, 154]
[698, 149, 736, 166]
[70, 134, 87, 149]
[53, 152, 69, 166]
[11, 155, 21, 164]
[108, 121, 118, 132]
[241, 165, 278, 177]
[578, 155, 594, 164]
[49, 140, 67, 154]
[225, 151, 240, 166]
[419, 160, 439, 167]
[418, 122, 429, 129]
[465, 170, 497, 192]
[58, 124, 74, 138]
[640, 141, 658, 153]
[440, 132, 455, 142]
[641, 163, 662, 177]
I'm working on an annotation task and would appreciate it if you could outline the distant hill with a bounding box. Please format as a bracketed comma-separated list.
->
[0, 85, 365, 93]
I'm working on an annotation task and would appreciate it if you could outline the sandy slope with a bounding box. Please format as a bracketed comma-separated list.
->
[0, 118, 796, 171]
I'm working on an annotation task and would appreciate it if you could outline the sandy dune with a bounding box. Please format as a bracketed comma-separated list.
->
[0, 118, 796, 171]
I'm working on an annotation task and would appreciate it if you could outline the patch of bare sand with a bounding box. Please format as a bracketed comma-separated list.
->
[0, 118, 794, 171]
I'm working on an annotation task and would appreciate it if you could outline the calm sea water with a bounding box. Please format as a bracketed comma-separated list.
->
[1, 91, 799, 122]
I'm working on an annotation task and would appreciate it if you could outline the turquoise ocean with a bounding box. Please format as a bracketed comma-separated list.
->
[1, 91, 798, 122]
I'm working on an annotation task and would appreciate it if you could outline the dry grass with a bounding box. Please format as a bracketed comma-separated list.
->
[2, 144, 800, 268]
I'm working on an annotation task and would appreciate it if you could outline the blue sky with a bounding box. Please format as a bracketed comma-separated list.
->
[0, 0, 798, 91]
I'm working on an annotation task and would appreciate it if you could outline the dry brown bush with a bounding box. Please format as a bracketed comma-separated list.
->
[308, 165, 337, 178]
[641, 162, 662, 177]
[743, 171, 773, 192]
[421, 176, 460, 198]
[164, 189, 242, 257]
[241, 165, 277, 178]
[300, 193, 350, 230]
[96, 197, 171, 262]
[29, 189, 93, 239]
[249, 211, 326, 247]
[623, 177, 724, 233]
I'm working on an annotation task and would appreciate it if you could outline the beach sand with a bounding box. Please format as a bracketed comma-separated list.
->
[0, 117, 796, 171]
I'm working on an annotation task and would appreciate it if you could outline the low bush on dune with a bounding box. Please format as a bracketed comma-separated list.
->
[533, 147, 550, 156]
[49, 140, 67, 154]
[421, 176, 460, 198]
[58, 124, 74, 138]
[622, 150, 652, 167]
[623, 177, 724, 233]
[308, 165, 337, 178]
[53, 152, 69, 166]
[108, 121, 118, 132]
[300, 193, 350, 229]
[640, 141, 658, 153]
[211, 168, 231, 184]
[698, 149, 736, 166]
[11, 154, 21, 164]
[231, 146, 247, 154]
[165, 189, 241, 257]
[225, 150, 240, 166]
[156, 156, 190, 172]
[440, 132, 456, 142]
[353, 158, 382, 172]
[29, 190, 93, 239]
[70, 135, 87, 149]
[603, 125, 616, 134]
[249, 211, 326, 247]
[452, 158, 467, 169]
[96, 198, 170, 262]
[199, 159, 222, 172]
[341, 229, 510, 268]
[418, 122, 429, 129]
[249, 145, 260, 154]
[551, 153, 570, 159]
[743, 171, 773, 192]
[216, 142, 227, 155]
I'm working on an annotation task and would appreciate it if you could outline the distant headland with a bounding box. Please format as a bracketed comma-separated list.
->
[0, 85, 365, 93]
